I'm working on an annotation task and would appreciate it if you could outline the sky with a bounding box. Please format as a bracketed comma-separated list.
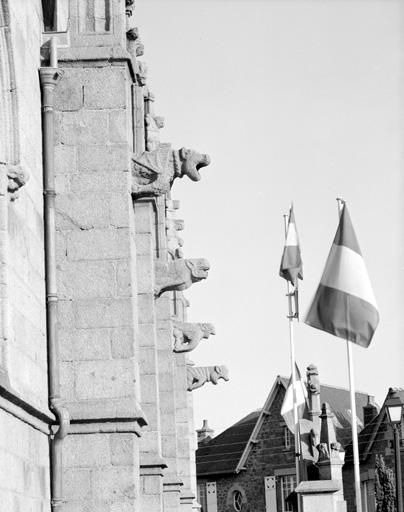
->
[134, 0, 404, 436]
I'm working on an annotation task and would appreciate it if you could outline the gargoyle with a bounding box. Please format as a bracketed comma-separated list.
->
[187, 365, 229, 391]
[132, 146, 210, 197]
[6, 164, 29, 201]
[173, 323, 216, 353]
[154, 258, 209, 298]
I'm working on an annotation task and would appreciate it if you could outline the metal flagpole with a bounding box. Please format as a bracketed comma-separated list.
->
[337, 198, 362, 512]
[283, 214, 302, 511]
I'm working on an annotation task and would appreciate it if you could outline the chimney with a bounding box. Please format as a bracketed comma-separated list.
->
[196, 419, 214, 446]
[363, 395, 378, 425]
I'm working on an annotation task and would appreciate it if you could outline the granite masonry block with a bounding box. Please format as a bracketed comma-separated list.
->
[158, 373, 174, 393]
[140, 347, 157, 375]
[140, 374, 159, 404]
[60, 361, 76, 400]
[91, 467, 137, 501]
[116, 260, 132, 297]
[144, 474, 163, 495]
[136, 255, 154, 294]
[111, 327, 135, 359]
[54, 145, 77, 175]
[55, 174, 72, 194]
[58, 299, 74, 331]
[59, 328, 111, 362]
[134, 203, 153, 234]
[110, 434, 136, 467]
[109, 109, 127, 143]
[135, 233, 153, 256]
[71, 171, 129, 193]
[161, 435, 177, 459]
[156, 351, 173, 375]
[60, 110, 109, 146]
[73, 298, 133, 329]
[56, 231, 67, 265]
[138, 323, 156, 348]
[63, 434, 110, 468]
[56, 192, 110, 230]
[109, 192, 130, 228]
[74, 359, 136, 400]
[141, 494, 162, 511]
[54, 69, 84, 112]
[83, 67, 127, 110]
[63, 468, 91, 500]
[67, 228, 131, 261]
[58, 260, 116, 300]
[78, 144, 128, 172]
[138, 294, 155, 324]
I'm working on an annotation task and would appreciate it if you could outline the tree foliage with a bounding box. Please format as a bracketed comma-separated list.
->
[375, 454, 396, 512]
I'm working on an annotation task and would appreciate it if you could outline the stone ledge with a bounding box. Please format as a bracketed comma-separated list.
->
[63, 398, 148, 435]
[295, 480, 341, 494]
[140, 454, 168, 475]
[0, 380, 54, 435]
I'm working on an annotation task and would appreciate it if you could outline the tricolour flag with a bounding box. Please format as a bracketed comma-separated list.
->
[305, 204, 379, 348]
[279, 204, 303, 288]
[281, 364, 308, 434]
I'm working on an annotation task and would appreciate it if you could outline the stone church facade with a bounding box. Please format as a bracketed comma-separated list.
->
[0, 1, 226, 510]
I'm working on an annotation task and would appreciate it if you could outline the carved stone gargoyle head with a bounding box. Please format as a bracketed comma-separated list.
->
[210, 365, 230, 385]
[174, 147, 211, 182]
[201, 323, 216, 337]
[154, 258, 210, 298]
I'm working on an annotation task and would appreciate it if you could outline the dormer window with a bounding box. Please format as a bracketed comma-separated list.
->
[284, 426, 291, 449]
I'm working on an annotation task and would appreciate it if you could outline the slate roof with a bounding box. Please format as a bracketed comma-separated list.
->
[344, 388, 404, 463]
[196, 375, 375, 477]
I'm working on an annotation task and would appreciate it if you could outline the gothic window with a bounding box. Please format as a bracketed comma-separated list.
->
[42, 0, 69, 32]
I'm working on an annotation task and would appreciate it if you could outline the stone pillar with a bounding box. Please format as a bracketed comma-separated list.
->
[54, 1, 147, 509]
[135, 198, 167, 512]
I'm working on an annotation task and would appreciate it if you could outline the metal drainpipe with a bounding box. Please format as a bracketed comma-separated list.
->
[39, 39, 70, 512]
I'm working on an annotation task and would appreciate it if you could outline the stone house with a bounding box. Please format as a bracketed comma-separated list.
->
[343, 388, 404, 512]
[0, 0, 227, 510]
[196, 365, 374, 512]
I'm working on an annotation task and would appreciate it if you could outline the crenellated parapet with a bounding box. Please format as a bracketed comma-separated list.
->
[173, 323, 216, 353]
[131, 146, 210, 198]
[187, 365, 230, 391]
[154, 258, 209, 298]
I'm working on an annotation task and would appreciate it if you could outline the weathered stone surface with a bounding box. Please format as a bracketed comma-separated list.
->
[63, 434, 110, 468]
[111, 327, 135, 359]
[58, 260, 116, 300]
[67, 229, 131, 261]
[60, 328, 111, 362]
[91, 467, 137, 500]
[60, 111, 109, 146]
[78, 145, 128, 172]
[74, 359, 136, 400]
[110, 434, 136, 466]
[110, 110, 128, 143]
[56, 192, 111, 230]
[83, 67, 127, 110]
[73, 298, 133, 329]
[71, 171, 129, 193]
[54, 145, 77, 175]
[63, 468, 92, 500]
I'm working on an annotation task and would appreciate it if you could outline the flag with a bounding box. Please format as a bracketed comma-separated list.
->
[280, 204, 303, 288]
[305, 204, 379, 348]
[281, 364, 308, 434]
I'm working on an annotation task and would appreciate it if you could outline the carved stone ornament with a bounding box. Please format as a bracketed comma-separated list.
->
[187, 365, 229, 391]
[5, 164, 29, 201]
[154, 258, 209, 298]
[173, 323, 216, 353]
[126, 27, 144, 57]
[125, 0, 135, 17]
[132, 146, 211, 198]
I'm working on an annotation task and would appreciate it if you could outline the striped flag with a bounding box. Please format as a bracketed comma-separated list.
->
[281, 364, 308, 434]
[305, 204, 379, 348]
[280, 205, 303, 288]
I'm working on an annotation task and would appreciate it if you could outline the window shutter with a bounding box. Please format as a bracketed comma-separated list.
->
[264, 476, 277, 512]
[207, 482, 218, 512]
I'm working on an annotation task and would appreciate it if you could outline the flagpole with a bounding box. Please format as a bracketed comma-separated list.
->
[283, 214, 302, 504]
[337, 198, 363, 512]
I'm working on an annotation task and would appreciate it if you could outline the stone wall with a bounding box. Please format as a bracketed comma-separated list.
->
[0, 0, 52, 509]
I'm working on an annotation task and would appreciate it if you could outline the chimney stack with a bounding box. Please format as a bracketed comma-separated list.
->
[196, 419, 214, 446]
[363, 395, 378, 425]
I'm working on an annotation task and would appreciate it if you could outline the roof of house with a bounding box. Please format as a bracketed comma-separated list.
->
[196, 374, 375, 477]
[344, 388, 404, 463]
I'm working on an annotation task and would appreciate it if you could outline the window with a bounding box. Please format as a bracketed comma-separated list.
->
[362, 479, 376, 512]
[233, 490, 243, 512]
[284, 426, 291, 449]
[197, 483, 207, 512]
[280, 475, 297, 512]
[42, 0, 69, 32]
